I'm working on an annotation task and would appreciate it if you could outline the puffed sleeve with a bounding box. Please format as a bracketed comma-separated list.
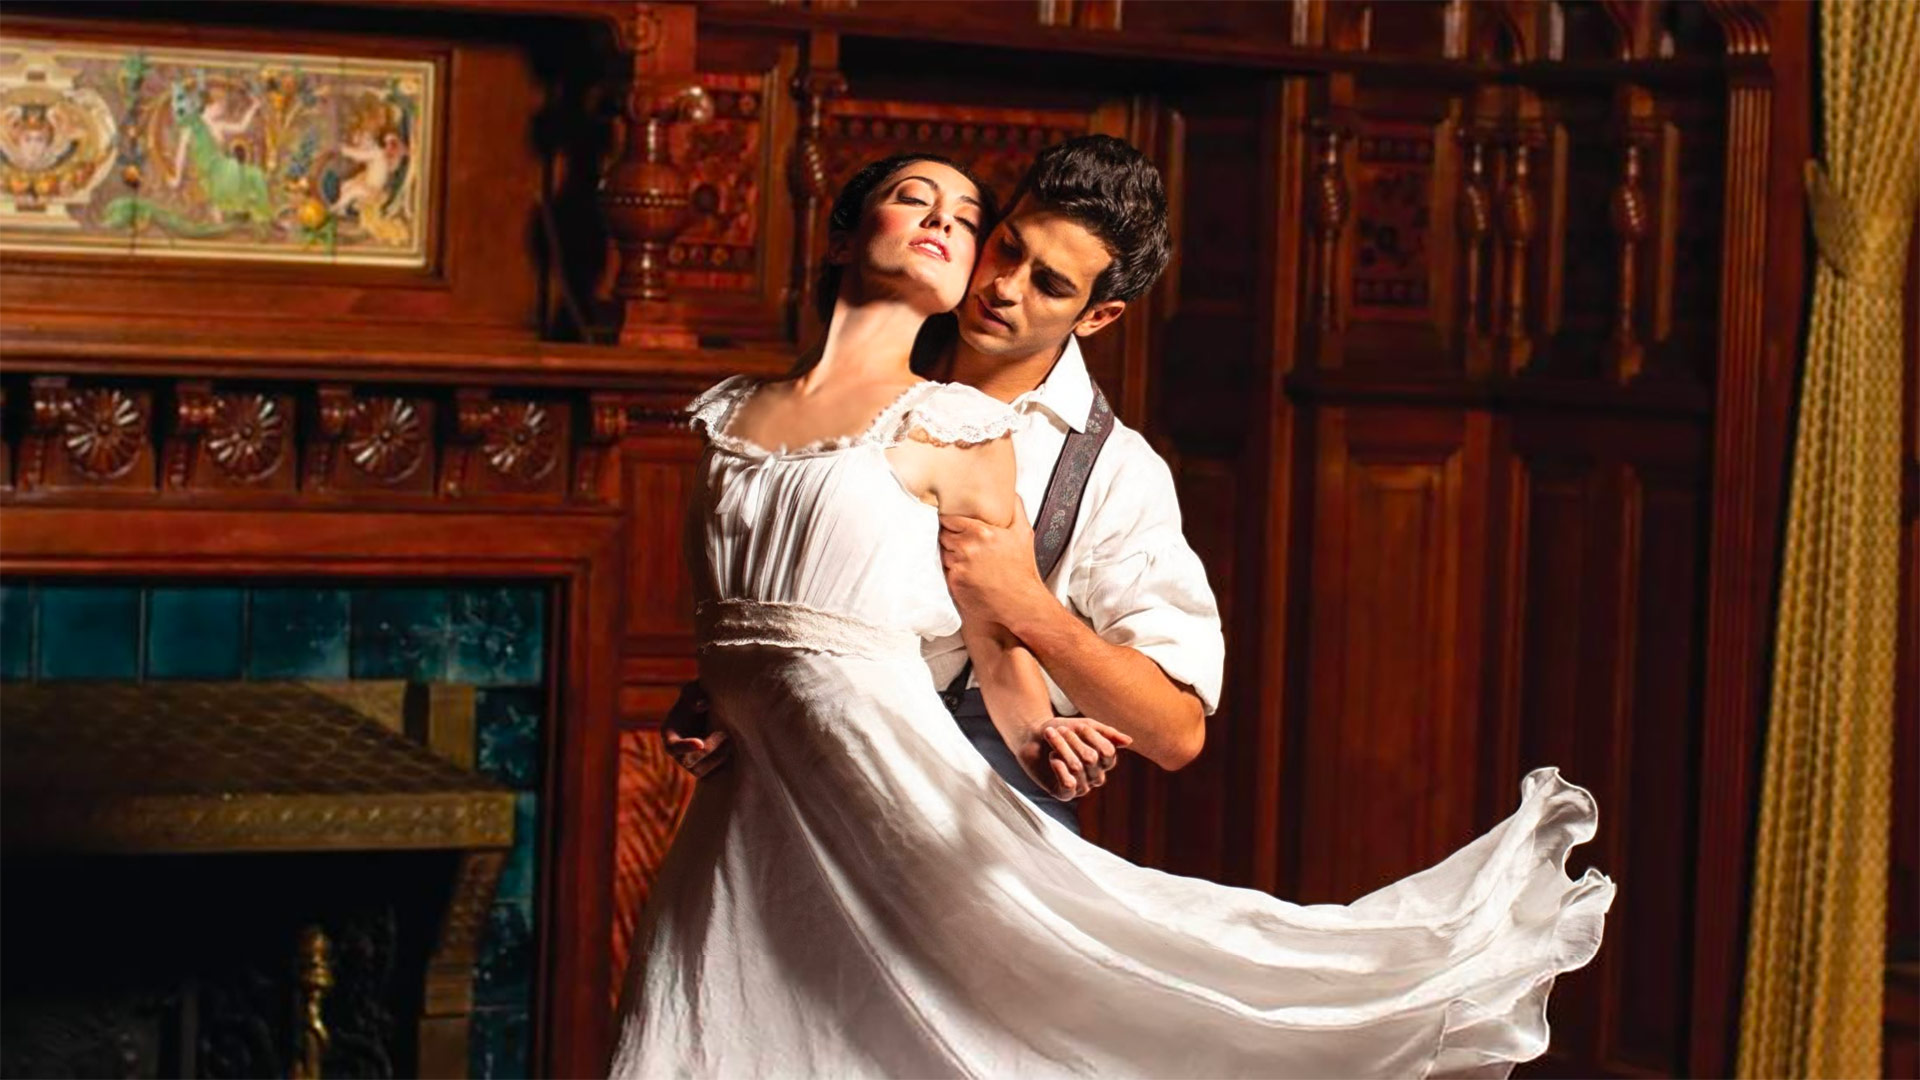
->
[1067, 430, 1225, 715]
[685, 374, 756, 440]
[896, 382, 1026, 446]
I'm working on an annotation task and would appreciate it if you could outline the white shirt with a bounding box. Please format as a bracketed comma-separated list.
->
[922, 338, 1225, 716]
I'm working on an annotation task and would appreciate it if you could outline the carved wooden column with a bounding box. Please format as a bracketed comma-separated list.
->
[1491, 120, 1544, 373]
[1456, 121, 1495, 369]
[1303, 77, 1355, 370]
[786, 32, 846, 343]
[1607, 84, 1678, 385]
[599, 2, 713, 350]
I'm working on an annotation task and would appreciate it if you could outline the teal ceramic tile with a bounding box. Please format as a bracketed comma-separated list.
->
[1, 585, 32, 680]
[247, 588, 349, 680]
[350, 586, 450, 681]
[476, 688, 542, 790]
[475, 900, 534, 1007]
[497, 793, 539, 904]
[448, 587, 546, 686]
[469, 1005, 531, 1080]
[146, 587, 243, 679]
[37, 585, 139, 680]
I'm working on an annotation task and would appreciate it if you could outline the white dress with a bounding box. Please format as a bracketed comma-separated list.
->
[611, 376, 1615, 1080]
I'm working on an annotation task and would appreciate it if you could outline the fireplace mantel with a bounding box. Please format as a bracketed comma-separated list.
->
[1, 507, 626, 1077]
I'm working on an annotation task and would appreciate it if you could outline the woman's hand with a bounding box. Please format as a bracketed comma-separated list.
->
[1016, 717, 1133, 801]
[663, 680, 733, 778]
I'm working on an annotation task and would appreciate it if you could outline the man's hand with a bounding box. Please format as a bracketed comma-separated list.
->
[1014, 716, 1132, 801]
[662, 680, 732, 778]
[940, 502, 1051, 628]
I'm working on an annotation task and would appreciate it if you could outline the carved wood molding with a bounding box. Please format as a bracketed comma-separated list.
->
[2, 377, 646, 507]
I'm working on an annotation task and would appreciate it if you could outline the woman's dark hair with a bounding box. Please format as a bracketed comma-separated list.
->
[816, 152, 1000, 324]
[1005, 134, 1171, 307]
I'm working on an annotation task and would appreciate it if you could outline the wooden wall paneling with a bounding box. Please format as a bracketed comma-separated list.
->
[1503, 412, 1708, 1077]
[1296, 405, 1489, 903]
[1614, 457, 1706, 1074]
[619, 421, 702, 658]
[668, 29, 801, 345]
[1104, 75, 1279, 886]
[1242, 74, 1314, 898]
[1342, 80, 1464, 373]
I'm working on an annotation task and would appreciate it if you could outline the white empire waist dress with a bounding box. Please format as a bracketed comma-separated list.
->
[610, 376, 1615, 1080]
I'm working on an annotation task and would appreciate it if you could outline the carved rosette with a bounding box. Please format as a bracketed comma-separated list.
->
[18, 380, 155, 493]
[0, 380, 632, 504]
[170, 387, 294, 491]
[443, 393, 571, 500]
[208, 394, 288, 482]
[480, 402, 559, 485]
[63, 388, 146, 480]
[346, 397, 429, 485]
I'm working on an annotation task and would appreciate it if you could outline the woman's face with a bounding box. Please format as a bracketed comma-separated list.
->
[847, 160, 984, 313]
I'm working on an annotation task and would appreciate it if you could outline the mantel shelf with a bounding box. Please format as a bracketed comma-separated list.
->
[0, 326, 794, 392]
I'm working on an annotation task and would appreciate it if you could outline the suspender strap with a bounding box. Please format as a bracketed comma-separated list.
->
[944, 382, 1116, 700]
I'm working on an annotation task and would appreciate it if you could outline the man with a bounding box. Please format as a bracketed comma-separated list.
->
[667, 135, 1222, 834]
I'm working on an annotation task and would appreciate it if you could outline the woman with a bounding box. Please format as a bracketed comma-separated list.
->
[613, 153, 1614, 1079]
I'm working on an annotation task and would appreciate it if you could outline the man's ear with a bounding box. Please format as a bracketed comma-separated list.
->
[1072, 299, 1127, 339]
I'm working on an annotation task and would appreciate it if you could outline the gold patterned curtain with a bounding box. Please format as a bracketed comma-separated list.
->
[1738, 3, 1920, 1077]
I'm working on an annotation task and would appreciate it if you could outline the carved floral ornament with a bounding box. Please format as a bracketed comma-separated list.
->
[59, 387, 146, 480]
[478, 400, 561, 485]
[345, 397, 428, 483]
[206, 393, 287, 482]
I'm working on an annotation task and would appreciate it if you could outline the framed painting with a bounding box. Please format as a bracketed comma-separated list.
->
[0, 35, 437, 267]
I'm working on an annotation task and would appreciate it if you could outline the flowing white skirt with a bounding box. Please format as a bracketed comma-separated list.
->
[612, 605, 1614, 1079]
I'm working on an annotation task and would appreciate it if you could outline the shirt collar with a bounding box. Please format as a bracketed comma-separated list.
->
[1011, 336, 1096, 433]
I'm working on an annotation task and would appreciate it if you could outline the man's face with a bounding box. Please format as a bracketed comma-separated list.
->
[956, 196, 1127, 359]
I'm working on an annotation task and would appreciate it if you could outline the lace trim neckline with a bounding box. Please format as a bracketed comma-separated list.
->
[704, 378, 943, 460]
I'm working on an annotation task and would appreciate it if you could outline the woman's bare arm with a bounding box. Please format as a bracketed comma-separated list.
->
[904, 434, 1129, 798]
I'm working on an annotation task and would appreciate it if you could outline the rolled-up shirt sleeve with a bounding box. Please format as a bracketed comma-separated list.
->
[1069, 438, 1225, 715]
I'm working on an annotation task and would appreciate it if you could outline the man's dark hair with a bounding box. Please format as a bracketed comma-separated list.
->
[1006, 134, 1171, 307]
[817, 152, 1000, 323]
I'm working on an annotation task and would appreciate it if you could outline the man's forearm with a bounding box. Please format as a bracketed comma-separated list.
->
[1002, 596, 1205, 769]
